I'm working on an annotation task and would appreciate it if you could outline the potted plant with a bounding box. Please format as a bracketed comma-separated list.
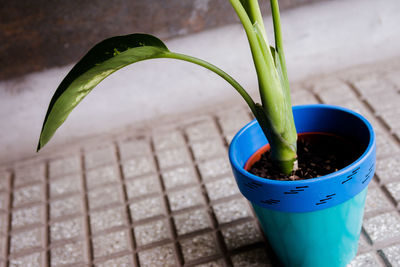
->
[37, 0, 376, 266]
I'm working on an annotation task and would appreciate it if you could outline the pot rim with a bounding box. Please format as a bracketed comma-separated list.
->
[229, 104, 375, 186]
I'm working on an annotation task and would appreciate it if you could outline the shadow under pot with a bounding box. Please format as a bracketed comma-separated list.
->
[229, 104, 376, 267]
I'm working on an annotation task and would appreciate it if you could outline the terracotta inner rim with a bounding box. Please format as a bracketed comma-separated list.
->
[244, 132, 344, 171]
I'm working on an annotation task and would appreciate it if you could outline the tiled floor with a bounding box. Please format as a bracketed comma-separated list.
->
[1, 59, 400, 266]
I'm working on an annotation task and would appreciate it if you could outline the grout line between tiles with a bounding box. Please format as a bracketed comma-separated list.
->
[114, 141, 140, 267]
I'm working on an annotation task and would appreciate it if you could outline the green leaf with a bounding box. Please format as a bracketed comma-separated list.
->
[38, 34, 170, 151]
[38, 33, 257, 151]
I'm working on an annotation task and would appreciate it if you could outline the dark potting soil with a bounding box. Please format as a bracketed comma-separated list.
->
[248, 133, 364, 181]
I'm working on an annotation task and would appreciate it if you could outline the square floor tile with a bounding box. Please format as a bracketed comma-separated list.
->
[90, 206, 126, 233]
[13, 184, 43, 207]
[50, 195, 83, 219]
[92, 230, 130, 258]
[191, 139, 226, 161]
[9, 252, 43, 267]
[198, 158, 231, 180]
[382, 244, 400, 267]
[153, 130, 186, 151]
[14, 164, 45, 187]
[222, 221, 263, 250]
[11, 205, 44, 229]
[180, 232, 218, 262]
[217, 108, 251, 135]
[118, 138, 152, 161]
[231, 248, 272, 267]
[134, 219, 170, 246]
[50, 240, 87, 266]
[125, 174, 161, 199]
[94, 254, 134, 267]
[213, 198, 252, 224]
[364, 187, 392, 214]
[138, 244, 177, 267]
[168, 187, 204, 211]
[122, 156, 156, 178]
[347, 253, 381, 267]
[374, 156, 400, 183]
[129, 196, 165, 222]
[10, 227, 44, 254]
[50, 173, 82, 198]
[363, 212, 400, 242]
[85, 165, 119, 189]
[162, 166, 197, 190]
[205, 176, 240, 201]
[173, 209, 212, 235]
[49, 155, 81, 178]
[157, 148, 190, 169]
[50, 217, 84, 242]
[194, 259, 225, 267]
[88, 184, 124, 210]
[84, 144, 116, 169]
[185, 120, 220, 142]
[386, 181, 400, 203]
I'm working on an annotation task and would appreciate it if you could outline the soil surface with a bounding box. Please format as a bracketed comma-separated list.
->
[248, 133, 364, 181]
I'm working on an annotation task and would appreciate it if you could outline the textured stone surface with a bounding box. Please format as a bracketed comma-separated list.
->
[231, 248, 272, 267]
[118, 138, 152, 161]
[198, 157, 231, 180]
[153, 131, 186, 151]
[92, 230, 130, 258]
[14, 164, 45, 187]
[168, 186, 205, 211]
[138, 244, 176, 267]
[85, 165, 119, 189]
[363, 212, 400, 242]
[157, 148, 190, 170]
[191, 139, 226, 160]
[221, 221, 263, 249]
[122, 155, 156, 178]
[10, 227, 43, 254]
[50, 195, 83, 219]
[94, 254, 134, 267]
[9, 252, 43, 267]
[87, 184, 124, 210]
[50, 240, 87, 266]
[382, 244, 400, 267]
[129, 196, 165, 222]
[12, 184, 43, 207]
[162, 166, 198, 189]
[90, 206, 126, 233]
[50, 217, 84, 242]
[185, 120, 220, 142]
[180, 232, 218, 262]
[49, 155, 81, 178]
[205, 176, 240, 201]
[125, 174, 161, 199]
[50, 174, 82, 198]
[134, 219, 170, 246]
[213, 198, 252, 224]
[11, 205, 44, 229]
[173, 209, 212, 235]
[84, 144, 116, 169]
[364, 187, 392, 215]
[348, 253, 382, 267]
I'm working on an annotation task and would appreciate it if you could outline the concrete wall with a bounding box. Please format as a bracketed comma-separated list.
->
[0, 0, 326, 81]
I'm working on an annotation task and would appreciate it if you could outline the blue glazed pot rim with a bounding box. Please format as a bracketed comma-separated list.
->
[228, 104, 376, 212]
[230, 104, 375, 185]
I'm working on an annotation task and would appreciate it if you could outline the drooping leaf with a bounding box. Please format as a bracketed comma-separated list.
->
[38, 34, 170, 150]
[38, 33, 257, 151]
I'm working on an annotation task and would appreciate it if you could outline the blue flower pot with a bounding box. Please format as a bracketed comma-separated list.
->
[229, 104, 376, 267]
